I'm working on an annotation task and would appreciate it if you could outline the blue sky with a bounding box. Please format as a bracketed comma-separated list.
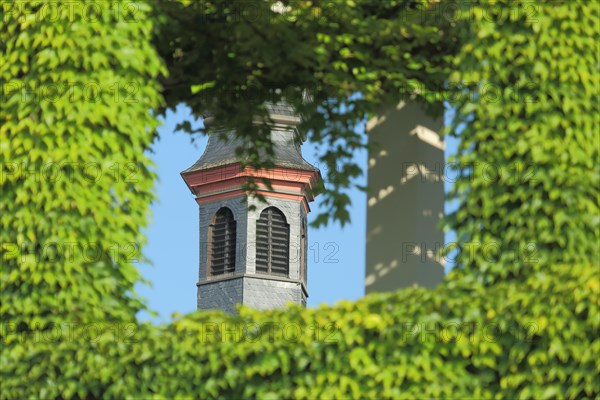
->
[137, 105, 458, 322]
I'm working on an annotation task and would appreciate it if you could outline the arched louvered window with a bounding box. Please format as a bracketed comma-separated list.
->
[256, 207, 290, 276]
[209, 207, 236, 276]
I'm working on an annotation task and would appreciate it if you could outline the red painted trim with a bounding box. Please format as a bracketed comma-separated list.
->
[182, 162, 320, 208]
[183, 163, 318, 187]
[194, 179, 306, 197]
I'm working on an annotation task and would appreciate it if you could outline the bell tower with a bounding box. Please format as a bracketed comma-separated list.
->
[181, 103, 321, 313]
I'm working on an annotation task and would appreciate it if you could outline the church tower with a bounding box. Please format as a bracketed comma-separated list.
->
[181, 103, 321, 313]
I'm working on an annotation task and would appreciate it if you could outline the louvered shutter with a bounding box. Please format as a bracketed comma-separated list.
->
[256, 207, 290, 276]
[210, 208, 236, 275]
[256, 212, 270, 274]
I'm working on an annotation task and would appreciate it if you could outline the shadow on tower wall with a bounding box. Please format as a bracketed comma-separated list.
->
[365, 101, 445, 293]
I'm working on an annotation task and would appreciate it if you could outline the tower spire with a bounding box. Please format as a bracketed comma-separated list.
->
[181, 103, 321, 313]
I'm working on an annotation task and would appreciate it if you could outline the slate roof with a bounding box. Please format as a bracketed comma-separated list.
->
[181, 103, 318, 174]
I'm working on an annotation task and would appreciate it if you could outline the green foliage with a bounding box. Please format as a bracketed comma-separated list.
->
[2, 0, 598, 398]
[444, 0, 600, 280]
[153, 0, 458, 226]
[1, 0, 165, 324]
[2, 262, 598, 398]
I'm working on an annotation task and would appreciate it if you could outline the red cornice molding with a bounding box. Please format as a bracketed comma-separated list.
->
[181, 162, 321, 207]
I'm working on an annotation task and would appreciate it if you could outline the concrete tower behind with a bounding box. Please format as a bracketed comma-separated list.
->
[365, 102, 445, 293]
